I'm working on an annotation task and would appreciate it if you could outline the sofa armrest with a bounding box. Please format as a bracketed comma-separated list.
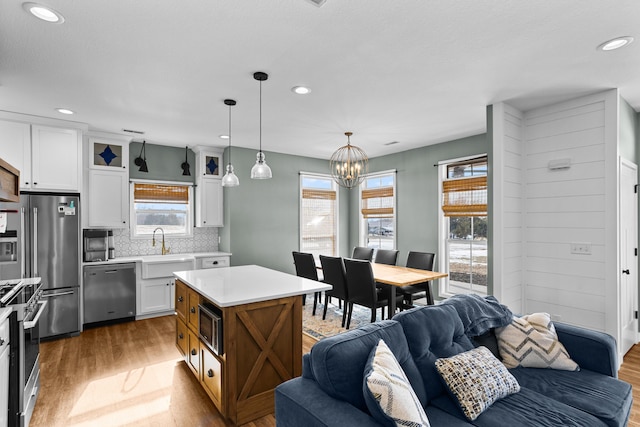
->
[275, 377, 381, 427]
[555, 322, 618, 377]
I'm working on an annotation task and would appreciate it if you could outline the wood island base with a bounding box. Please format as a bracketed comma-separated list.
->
[174, 278, 303, 425]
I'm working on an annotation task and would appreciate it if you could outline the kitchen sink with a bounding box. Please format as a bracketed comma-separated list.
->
[140, 254, 196, 279]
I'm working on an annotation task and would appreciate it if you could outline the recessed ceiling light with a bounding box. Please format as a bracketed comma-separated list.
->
[598, 36, 634, 51]
[219, 134, 229, 139]
[55, 108, 74, 115]
[291, 86, 311, 95]
[23, 3, 65, 23]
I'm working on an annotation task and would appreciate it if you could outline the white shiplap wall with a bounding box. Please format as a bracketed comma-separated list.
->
[491, 103, 525, 314]
[492, 90, 620, 338]
[522, 93, 615, 332]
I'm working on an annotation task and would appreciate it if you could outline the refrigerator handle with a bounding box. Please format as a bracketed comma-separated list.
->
[20, 207, 26, 278]
[33, 207, 38, 277]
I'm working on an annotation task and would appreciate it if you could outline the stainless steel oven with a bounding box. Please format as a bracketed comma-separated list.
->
[0, 279, 45, 427]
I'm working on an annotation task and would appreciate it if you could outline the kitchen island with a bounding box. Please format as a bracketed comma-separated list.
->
[173, 265, 330, 425]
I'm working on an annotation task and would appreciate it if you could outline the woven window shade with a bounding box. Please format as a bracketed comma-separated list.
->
[302, 189, 336, 200]
[301, 188, 337, 255]
[442, 176, 487, 216]
[134, 183, 189, 203]
[361, 186, 394, 218]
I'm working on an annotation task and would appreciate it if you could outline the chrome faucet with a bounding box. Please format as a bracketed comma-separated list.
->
[152, 227, 170, 255]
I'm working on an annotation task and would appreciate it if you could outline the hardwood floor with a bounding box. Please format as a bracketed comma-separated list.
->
[31, 315, 316, 427]
[32, 316, 640, 426]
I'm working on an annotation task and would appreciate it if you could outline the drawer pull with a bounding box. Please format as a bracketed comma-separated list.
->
[191, 348, 197, 356]
[178, 333, 184, 339]
[178, 296, 184, 302]
[207, 369, 214, 378]
[190, 307, 196, 313]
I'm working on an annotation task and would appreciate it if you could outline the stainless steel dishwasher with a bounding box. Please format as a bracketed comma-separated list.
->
[83, 263, 136, 325]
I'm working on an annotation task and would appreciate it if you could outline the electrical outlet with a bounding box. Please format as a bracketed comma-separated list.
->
[570, 242, 591, 255]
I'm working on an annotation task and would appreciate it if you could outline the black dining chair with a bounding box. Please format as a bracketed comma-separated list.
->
[398, 251, 436, 307]
[343, 258, 402, 329]
[292, 251, 321, 315]
[374, 249, 399, 266]
[319, 255, 349, 327]
[352, 246, 374, 261]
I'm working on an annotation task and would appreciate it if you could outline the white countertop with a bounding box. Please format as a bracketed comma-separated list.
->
[83, 251, 232, 266]
[174, 265, 331, 308]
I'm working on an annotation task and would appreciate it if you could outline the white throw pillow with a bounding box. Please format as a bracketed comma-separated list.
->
[363, 339, 430, 427]
[495, 312, 579, 371]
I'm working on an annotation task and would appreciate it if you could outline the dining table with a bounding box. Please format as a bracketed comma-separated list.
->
[371, 263, 448, 315]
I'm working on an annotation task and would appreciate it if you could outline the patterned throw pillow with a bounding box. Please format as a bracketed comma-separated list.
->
[435, 346, 520, 421]
[495, 312, 579, 371]
[363, 339, 431, 427]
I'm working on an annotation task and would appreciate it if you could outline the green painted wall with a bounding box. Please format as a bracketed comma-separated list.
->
[220, 146, 350, 275]
[221, 135, 488, 281]
[129, 141, 196, 183]
[357, 133, 489, 298]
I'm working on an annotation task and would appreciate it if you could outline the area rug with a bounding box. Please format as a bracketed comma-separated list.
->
[302, 294, 427, 340]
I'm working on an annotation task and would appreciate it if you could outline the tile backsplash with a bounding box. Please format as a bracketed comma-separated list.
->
[112, 228, 219, 257]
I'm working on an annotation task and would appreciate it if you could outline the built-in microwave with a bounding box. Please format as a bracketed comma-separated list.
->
[198, 302, 223, 355]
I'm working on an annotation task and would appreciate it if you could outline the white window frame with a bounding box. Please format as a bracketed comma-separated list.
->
[299, 172, 339, 258]
[129, 179, 194, 239]
[437, 154, 488, 298]
[358, 170, 397, 250]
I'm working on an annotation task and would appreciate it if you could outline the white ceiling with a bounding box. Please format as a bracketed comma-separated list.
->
[2, 1, 639, 159]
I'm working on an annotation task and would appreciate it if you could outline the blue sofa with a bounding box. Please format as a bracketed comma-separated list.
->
[275, 303, 633, 426]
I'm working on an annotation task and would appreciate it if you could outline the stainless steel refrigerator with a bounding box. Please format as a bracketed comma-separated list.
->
[0, 192, 80, 338]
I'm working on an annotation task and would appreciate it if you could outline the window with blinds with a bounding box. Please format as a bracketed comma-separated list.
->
[131, 181, 193, 237]
[360, 172, 395, 249]
[299, 174, 338, 258]
[438, 156, 488, 296]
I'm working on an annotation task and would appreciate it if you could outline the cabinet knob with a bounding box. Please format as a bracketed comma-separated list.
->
[191, 348, 197, 356]
[122, 221, 126, 224]
[178, 296, 184, 302]
[190, 307, 196, 313]
[33, 182, 38, 185]
[25, 182, 29, 185]
[0, 338, 4, 346]
[166, 283, 169, 286]
[207, 369, 214, 378]
[623, 269, 630, 275]
[178, 333, 183, 339]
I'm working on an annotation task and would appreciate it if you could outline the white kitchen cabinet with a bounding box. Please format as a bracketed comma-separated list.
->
[86, 137, 130, 228]
[196, 178, 223, 227]
[88, 169, 129, 227]
[193, 147, 223, 228]
[0, 120, 81, 191]
[0, 120, 30, 189]
[140, 277, 175, 315]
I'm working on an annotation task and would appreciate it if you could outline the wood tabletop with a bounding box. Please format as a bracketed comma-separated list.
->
[371, 263, 448, 287]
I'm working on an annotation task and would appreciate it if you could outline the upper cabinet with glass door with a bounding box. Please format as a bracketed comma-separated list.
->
[88, 137, 129, 171]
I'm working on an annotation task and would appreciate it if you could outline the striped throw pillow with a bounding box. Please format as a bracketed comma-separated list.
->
[364, 339, 430, 427]
[496, 313, 579, 371]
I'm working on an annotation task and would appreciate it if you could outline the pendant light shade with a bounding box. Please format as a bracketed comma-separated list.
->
[221, 99, 240, 187]
[250, 71, 272, 179]
[329, 132, 368, 189]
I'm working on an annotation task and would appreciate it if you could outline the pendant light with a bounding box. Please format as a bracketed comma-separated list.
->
[181, 146, 191, 176]
[221, 99, 239, 187]
[329, 132, 368, 189]
[250, 71, 272, 179]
